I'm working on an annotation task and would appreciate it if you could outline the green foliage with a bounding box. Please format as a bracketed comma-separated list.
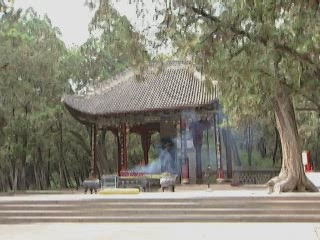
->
[0, 9, 90, 191]
[0, 4, 152, 191]
[152, 0, 320, 170]
[154, 0, 320, 123]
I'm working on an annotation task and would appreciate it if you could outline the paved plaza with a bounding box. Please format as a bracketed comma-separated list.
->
[1, 187, 320, 239]
[0, 222, 318, 240]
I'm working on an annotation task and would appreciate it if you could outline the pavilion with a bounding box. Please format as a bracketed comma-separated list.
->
[62, 61, 231, 183]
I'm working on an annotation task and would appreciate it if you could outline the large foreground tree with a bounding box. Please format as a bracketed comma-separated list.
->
[154, 0, 320, 192]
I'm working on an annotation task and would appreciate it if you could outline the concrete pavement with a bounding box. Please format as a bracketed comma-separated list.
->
[0, 223, 318, 240]
[1, 188, 320, 201]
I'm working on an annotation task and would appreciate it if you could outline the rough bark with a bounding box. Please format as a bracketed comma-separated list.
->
[272, 128, 280, 166]
[267, 87, 318, 193]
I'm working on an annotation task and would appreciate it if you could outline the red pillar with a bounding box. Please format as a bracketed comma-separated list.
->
[118, 123, 128, 175]
[90, 123, 97, 177]
[116, 131, 121, 176]
[122, 123, 128, 171]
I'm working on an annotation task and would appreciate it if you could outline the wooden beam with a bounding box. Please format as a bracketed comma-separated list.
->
[130, 122, 160, 134]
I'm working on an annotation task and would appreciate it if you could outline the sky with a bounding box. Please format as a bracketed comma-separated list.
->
[15, 0, 164, 48]
[15, 0, 100, 47]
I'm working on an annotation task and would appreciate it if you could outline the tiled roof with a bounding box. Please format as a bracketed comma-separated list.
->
[62, 61, 217, 116]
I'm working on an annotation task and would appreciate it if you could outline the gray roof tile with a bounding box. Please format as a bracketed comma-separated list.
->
[62, 61, 217, 116]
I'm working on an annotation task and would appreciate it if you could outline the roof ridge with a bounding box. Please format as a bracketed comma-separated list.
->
[88, 68, 135, 96]
[150, 61, 195, 72]
[87, 61, 195, 96]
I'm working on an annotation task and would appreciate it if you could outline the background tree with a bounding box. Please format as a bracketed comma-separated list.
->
[0, 9, 92, 191]
[62, 4, 150, 176]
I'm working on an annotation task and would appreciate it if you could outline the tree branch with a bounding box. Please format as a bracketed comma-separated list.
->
[188, 5, 320, 78]
[281, 82, 320, 111]
[295, 107, 319, 112]
[0, 63, 9, 70]
[229, 44, 249, 60]
[190, 6, 253, 41]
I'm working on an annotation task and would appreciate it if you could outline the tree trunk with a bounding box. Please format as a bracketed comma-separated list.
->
[58, 162, 66, 189]
[222, 128, 233, 179]
[57, 114, 67, 189]
[63, 162, 73, 188]
[315, 117, 320, 170]
[33, 164, 40, 190]
[272, 127, 280, 166]
[229, 132, 241, 166]
[13, 168, 18, 193]
[20, 132, 28, 191]
[245, 123, 253, 166]
[47, 162, 51, 188]
[74, 172, 80, 190]
[257, 137, 266, 158]
[267, 88, 318, 193]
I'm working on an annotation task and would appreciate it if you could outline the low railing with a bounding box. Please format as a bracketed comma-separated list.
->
[229, 168, 280, 184]
[106, 169, 281, 187]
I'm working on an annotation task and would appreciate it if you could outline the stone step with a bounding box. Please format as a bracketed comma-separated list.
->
[2, 197, 320, 204]
[3, 195, 320, 204]
[1, 202, 319, 211]
[0, 208, 320, 217]
[2, 194, 320, 223]
[1, 197, 320, 211]
[0, 202, 320, 210]
[1, 214, 320, 223]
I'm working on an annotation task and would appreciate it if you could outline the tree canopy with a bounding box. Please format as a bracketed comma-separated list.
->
[161, 0, 320, 192]
[0, 5, 150, 191]
[0, 0, 319, 192]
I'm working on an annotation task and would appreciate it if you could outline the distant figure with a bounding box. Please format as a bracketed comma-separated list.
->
[204, 165, 214, 189]
[161, 143, 175, 174]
